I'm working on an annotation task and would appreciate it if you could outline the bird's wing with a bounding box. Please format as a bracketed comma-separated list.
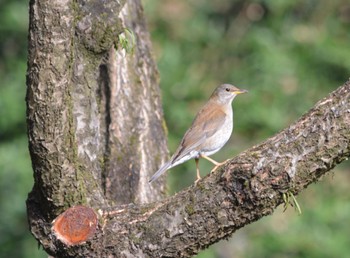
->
[171, 102, 227, 163]
[149, 103, 227, 183]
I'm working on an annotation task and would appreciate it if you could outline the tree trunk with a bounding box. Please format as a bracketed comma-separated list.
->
[26, 0, 350, 257]
[26, 0, 167, 220]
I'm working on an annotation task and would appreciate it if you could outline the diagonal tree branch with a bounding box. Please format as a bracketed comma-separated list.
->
[42, 82, 349, 257]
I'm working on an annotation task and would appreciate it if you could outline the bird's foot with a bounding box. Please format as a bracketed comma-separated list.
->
[210, 165, 220, 173]
[194, 177, 201, 185]
[210, 159, 230, 173]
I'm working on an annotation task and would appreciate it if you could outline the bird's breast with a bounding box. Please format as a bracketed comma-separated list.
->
[201, 113, 233, 156]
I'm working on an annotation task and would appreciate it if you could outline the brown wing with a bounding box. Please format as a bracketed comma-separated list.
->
[171, 102, 227, 163]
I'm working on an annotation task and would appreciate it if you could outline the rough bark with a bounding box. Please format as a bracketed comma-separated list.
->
[26, 0, 167, 222]
[26, 0, 350, 257]
[103, 0, 168, 204]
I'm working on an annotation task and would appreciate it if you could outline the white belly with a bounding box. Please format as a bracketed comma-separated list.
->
[201, 116, 233, 156]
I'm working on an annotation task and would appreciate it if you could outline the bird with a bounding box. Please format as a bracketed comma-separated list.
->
[149, 84, 248, 183]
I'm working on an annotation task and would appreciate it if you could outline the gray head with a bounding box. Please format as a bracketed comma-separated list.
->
[211, 84, 248, 104]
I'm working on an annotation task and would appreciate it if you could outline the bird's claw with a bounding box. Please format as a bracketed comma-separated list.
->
[210, 165, 220, 173]
[210, 159, 230, 173]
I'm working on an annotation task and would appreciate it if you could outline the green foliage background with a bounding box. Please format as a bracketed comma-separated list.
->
[0, 0, 349, 257]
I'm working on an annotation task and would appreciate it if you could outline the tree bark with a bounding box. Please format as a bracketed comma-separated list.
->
[102, 0, 168, 205]
[26, 0, 167, 217]
[26, 0, 350, 257]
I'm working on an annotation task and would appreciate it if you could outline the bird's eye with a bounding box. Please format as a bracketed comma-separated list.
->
[225, 88, 230, 92]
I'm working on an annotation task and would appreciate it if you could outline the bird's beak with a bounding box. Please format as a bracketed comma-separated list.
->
[234, 89, 248, 94]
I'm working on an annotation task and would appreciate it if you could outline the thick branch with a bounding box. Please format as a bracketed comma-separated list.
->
[39, 82, 349, 257]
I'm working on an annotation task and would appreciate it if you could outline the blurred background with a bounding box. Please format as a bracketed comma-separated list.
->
[1, 0, 349, 257]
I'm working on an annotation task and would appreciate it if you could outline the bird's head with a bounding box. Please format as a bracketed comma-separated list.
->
[212, 84, 248, 104]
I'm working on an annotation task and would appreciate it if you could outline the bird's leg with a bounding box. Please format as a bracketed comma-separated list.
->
[195, 158, 201, 183]
[201, 155, 229, 172]
[201, 155, 220, 165]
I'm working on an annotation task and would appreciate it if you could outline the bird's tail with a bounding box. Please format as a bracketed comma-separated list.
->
[149, 161, 172, 183]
